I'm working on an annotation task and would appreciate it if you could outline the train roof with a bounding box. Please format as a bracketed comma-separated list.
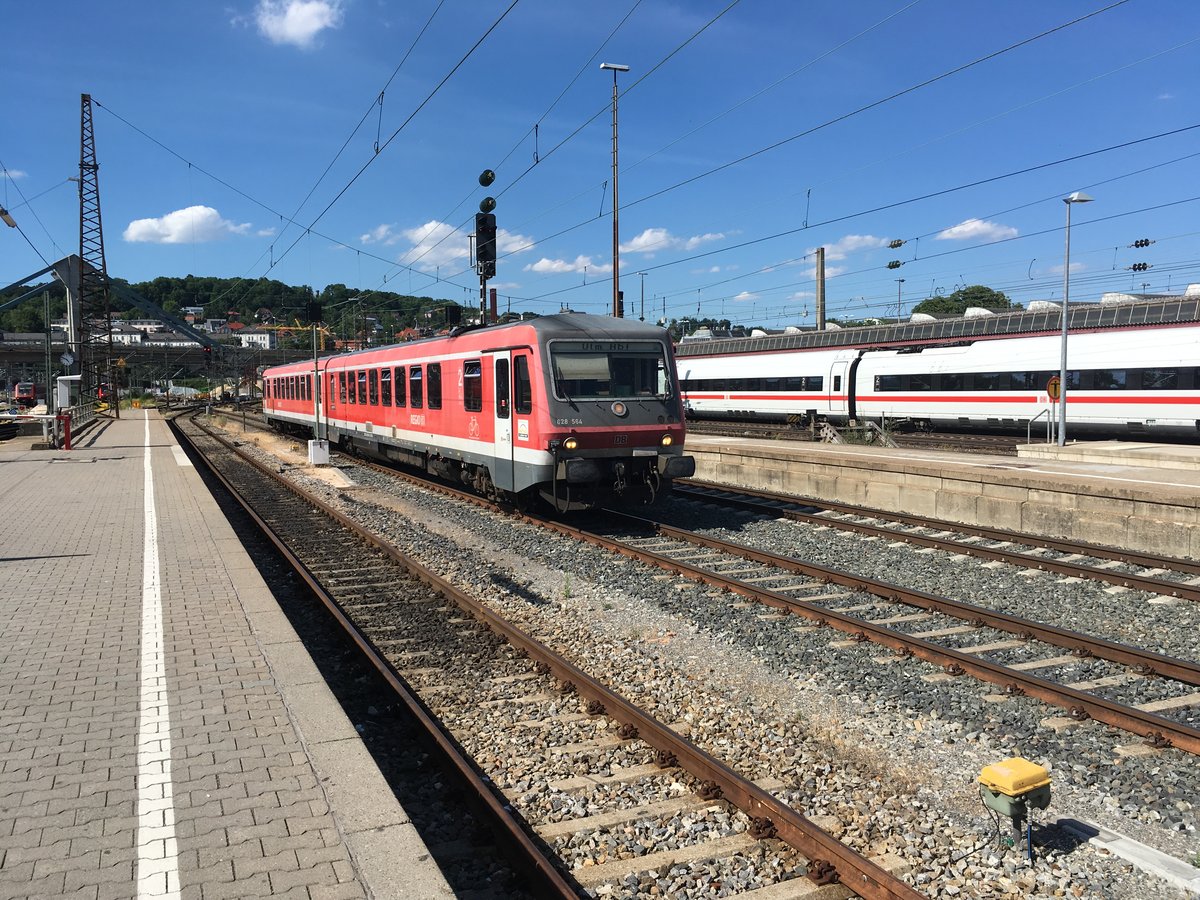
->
[675, 297, 1200, 357]
[263, 313, 672, 374]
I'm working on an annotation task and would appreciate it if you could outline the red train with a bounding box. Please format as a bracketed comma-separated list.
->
[13, 382, 39, 408]
[262, 313, 695, 511]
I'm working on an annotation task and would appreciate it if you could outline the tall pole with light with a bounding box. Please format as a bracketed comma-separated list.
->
[1058, 191, 1093, 446]
[600, 62, 629, 318]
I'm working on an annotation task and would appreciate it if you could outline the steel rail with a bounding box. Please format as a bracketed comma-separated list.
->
[532, 511, 1200, 756]
[171, 417, 583, 898]
[178, 416, 922, 900]
[677, 479, 1200, 592]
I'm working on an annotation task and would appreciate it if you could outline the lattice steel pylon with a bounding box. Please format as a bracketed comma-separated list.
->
[78, 93, 118, 417]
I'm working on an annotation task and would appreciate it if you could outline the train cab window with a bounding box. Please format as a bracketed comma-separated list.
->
[369, 369, 379, 405]
[409, 366, 423, 408]
[550, 341, 669, 400]
[338, 371, 347, 403]
[394, 367, 406, 407]
[514, 356, 532, 414]
[495, 358, 510, 419]
[1142, 367, 1179, 389]
[427, 363, 442, 409]
[463, 360, 482, 412]
[1093, 369, 1127, 390]
[357, 370, 368, 405]
[381, 368, 392, 406]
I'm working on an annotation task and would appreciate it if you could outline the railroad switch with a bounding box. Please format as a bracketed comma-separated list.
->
[978, 757, 1050, 860]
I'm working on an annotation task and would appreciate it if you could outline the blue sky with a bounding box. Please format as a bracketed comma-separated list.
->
[2, 0, 1198, 327]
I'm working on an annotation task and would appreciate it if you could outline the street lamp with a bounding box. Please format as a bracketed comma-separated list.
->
[1058, 191, 1094, 446]
[600, 62, 629, 318]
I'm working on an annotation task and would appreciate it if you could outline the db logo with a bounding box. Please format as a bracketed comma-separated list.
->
[613, 434, 627, 445]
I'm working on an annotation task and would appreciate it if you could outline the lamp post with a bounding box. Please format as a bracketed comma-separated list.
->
[600, 62, 629, 318]
[1059, 191, 1094, 446]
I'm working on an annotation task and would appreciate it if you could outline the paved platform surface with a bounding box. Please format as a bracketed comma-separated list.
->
[687, 435, 1200, 557]
[0, 411, 451, 899]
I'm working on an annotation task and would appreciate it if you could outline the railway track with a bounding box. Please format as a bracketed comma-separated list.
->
[672, 480, 1200, 602]
[174, 412, 921, 900]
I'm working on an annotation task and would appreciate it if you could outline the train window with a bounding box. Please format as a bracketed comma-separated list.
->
[495, 358, 510, 419]
[381, 368, 392, 406]
[338, 371, 347, 403]
[329, 374, 336, 404]
[346, 371, 356, 404]
[807, 376, 823, 391]
[1066, 370, 1082, 390]
[369, 369, 379, 405]
[550, 341, 669, 400]
[1141, 367, 1178, 389]
[427, 363, 442, 409]
[514, 356, 532, 414]
[394, 367, 406, 407]
[463, 360, 482, 412]
[357, 370, 367, 405]
[1093, 369, 1127, 390]
[975, 372, 1001, 391]
[909, 374, 932, 391]
[409, 366, 423, 408]
[875, 374, 902, 392]
[833, 375, 841, 392]
[939, 373, 963, 391]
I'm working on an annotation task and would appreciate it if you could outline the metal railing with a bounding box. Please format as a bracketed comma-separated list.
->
[1027, 408, 1053, 445]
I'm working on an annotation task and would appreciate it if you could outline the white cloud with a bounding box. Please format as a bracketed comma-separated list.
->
[524, 255, 611, 275]
[256, 227, 277, 237]
[935, 218, 1018, 242]
[805, 264, 845, 279]
[123, 206, 251, 243]
[395, 219, 533, 272]
[808, 234, 888, 261]
[789, 291, 814, 300]
[254, 0, 343, 48]
[731, 291, 758, 302]
[360, 223, 403, 246]
[620, 227, 724, 256]
[2, 169, 27, 180]
[1158, 92, 1175, 101]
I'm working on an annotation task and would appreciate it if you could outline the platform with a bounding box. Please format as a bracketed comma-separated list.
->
[687, 435, 1200, 558]
[0, 411, 451, 899]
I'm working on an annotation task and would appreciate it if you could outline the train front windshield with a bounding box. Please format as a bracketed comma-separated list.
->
[550, 340, 672, 400]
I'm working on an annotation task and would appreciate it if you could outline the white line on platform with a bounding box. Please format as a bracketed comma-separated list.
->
[138, 412, 181, 899]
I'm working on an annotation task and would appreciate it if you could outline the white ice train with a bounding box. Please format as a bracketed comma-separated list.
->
[676, 297, 1200, 438]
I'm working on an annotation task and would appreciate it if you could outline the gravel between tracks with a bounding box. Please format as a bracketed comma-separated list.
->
[221, 428, 1198, 899]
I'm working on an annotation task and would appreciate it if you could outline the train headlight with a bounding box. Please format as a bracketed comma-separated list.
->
[661, 434, 673, 447]
[564, 436, 579, 451]
[611, 401, 628, 417]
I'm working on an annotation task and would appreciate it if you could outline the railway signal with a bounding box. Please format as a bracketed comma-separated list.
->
[475, 168, 498, 323]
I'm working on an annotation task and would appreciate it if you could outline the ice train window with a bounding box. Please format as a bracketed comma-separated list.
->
[1141, 368, 1178, 390]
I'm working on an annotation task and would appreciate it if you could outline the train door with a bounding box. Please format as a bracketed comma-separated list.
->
[493, 352, 515, 491]
[829, 361, 848, 414]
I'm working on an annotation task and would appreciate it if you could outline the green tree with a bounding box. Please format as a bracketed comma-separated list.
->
[912, 285, 1018, 316]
